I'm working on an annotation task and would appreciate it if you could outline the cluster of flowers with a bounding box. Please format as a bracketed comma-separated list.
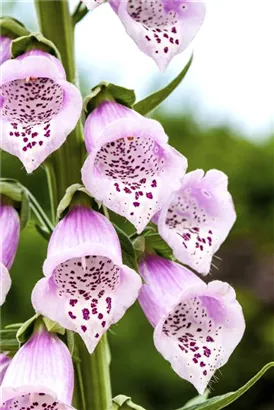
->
[0, 1, 245, 409]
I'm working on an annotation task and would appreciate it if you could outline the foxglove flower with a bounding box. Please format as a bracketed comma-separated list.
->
[157, 170, 236, 275]
[0, 50, 82, 173]
[81, 101, 187, 233]
[139, 254, 245, 394]
[0, 353, 11, 384]
[0, 202, 20, 305]
[1, 327, 74, 409]
[83, 0, 107, 9]
[83, 0, 206, 70]
[32, 205, 142, 353]
[0, 36, 12, 65]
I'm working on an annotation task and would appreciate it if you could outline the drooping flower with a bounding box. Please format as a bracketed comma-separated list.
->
[0, 49, 82, 173]
[0, 202, 20, 306]
[0, 353, 11, 384]
[1, 326, 74, 409]
[0, 37, 12, 65]
[156, 169, 236, 275]
[139, 254, 245, 394]
[81, 101, 187, 234]
[83, 0, 206, 71]
[32, 205, 142, 353]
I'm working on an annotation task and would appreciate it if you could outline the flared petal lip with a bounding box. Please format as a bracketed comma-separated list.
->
[0, 385, 57, 407]
[0, 54, 66, 85]
[0, 263, 11, 306]
[43, 242, 123, 277]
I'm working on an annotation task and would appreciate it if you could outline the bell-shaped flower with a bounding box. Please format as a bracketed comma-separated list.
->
[81, 101, 187, 234]
[32, 205, 142, 353]
[1, 327, 74, 409]
[139, 254, 245, 394]
[0, 49, 82, 173]
[0, 37, 12, 65]
[83, 0, 206, 71]
[157, 169, 236, 275]
[0, 202, 20, 305]
[0, 353, 11, 384]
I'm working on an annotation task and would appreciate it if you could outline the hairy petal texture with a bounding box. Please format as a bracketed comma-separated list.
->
[0, 203, 20, 305]
[0, 37, 12, 65]
[112, 0, 206, 70]
[32, 206, 142, 353]
[0, 354, 11, 384]
[0, 50, 82, 173]
[1, 329, 74, 409]
[139, 255, 245, 394]
[157, 170, 236, 275]
[82, 101, 187, 233]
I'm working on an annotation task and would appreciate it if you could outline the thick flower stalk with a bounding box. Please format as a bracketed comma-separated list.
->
[32, 205, 142, 353]
[83, 0, 206, 70]
[0, 37, 12, 65]
[156, 169, 236, 274]
[0, 354, 11, 384]
[81, 100, 187, 233]
[0, 49, 82, 173]
[138, 254, 245, 394]
[0, 202, 20, 306]
[0, 326, 74, 409]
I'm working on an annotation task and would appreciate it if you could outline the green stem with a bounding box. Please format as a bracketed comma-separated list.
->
[35, 1, 112, 408]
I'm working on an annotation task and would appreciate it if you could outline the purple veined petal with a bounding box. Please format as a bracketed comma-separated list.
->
[0, 353, 11, 384]
[0, 264, 12, 306]
[157, 169, 236, 275]
[0, 51, 82, 173]
[82, 102, 187, 234]
[1, 328, 75, 409]
[114, 0, 206, 71]
[138, 254, 245, 394]
[32, 206, 142, 353]
[82, 0, 107, 10]
[0, 37, 12, 65]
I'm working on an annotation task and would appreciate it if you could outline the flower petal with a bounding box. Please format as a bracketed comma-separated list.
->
[154, 280, 245, 394]
[0, 203, 20, 269]
[1, 329, 74, 406]
[1, 392, 74, 410]
[0, 36, 12, 65]
[0, 353, 11, 384]
[158, 169, 236, 274]
[116, 0, 206, 70]
[0, 263, 11, 306]
[0, 52, 82, 173]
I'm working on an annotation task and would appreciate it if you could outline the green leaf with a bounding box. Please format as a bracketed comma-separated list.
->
[181, 391, 210, 409]
[177, 362, 274, 410]
[0, 16, 29, 39]
[16, 313, 40, 344]
[0, 328, 20, 354]
[11, 32, 61, 60]
[42, 317, 65, 335]
[35, 224, 51, 241]
[56, 184, 91, 220]
[134, 54, 193, 116]
[84, 82, 136, 115]
[113, 224, 138, 272]
[66, 330, 75, 357]
[0, 179, 30, 229]
[145, 233, 173, 259]
[111, 395, 146, 410]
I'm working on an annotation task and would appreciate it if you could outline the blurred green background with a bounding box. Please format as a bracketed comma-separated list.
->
[1, 1, 274, 410]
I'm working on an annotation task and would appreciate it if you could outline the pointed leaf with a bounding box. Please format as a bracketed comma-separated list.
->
[56, 184, 91, 220]
[11, 32, 61, 60]
[0, 16, 29, 39]
[16, 313, 40, 344]
[134, 54, 193, 115]
[42, 317, 65, 335]
[177, 362, 274, 410]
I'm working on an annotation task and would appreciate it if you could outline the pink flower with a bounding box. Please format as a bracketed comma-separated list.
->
[81, 101, 187, 233]
[156, 169, 236, 274]
[0, 353, 11, 384]
[0, 37, 12, 65]
[32, 205, 142, 353]
[0, 50, 82, 173]
[1, 328, 75, 409]
[139, 254, 245, 394]
[0, 202, 20, 305]
[83, 0, 206, 70]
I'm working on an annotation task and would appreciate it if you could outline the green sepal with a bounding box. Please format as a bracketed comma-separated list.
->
[11, 32, 61, 60]
[134, 54, 193, 116]
[145, 232, 174, 259]
[177, 362, 274, 410]
[84, 82, 136, 116]
[42, 317, 65, 335]
[57, 183, 92, 220]
[0, 178, 30, 229]
[66, 330, 75, 357]
[111, 395, 146, 410]
[113, 224, 138, 273]
[181, 391, 210, 409]
[0, 16, 29, 39]
[16, 313, 40, 344]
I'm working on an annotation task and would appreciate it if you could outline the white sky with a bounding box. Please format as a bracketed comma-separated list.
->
[3, 0, 274, 140]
